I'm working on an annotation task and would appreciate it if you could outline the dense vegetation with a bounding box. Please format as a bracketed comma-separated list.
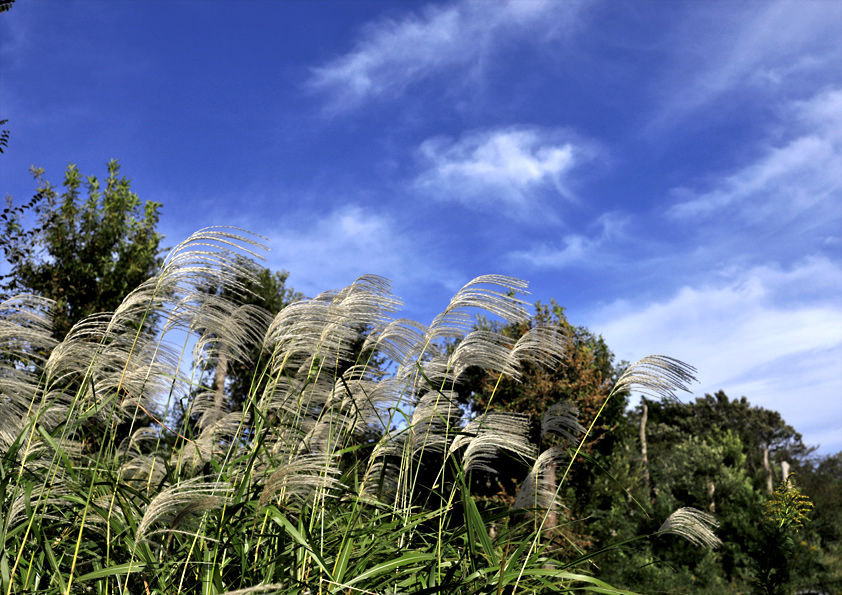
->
[456, 306, 842, 595]
[0, 166, 839, 595]
[0, 225, 725, 594]
[1, 225, 839, 594]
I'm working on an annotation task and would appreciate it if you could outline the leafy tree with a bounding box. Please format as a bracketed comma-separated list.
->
[192, 258, 303, 414]
[753, 475, 815, 595]
[643, 391, 814, 492]
[457, 300, 627, 452]
[452, 300, 629, 551]
[1, 160, 165, 340]
[792, 452, 842, 593]
[596, 394, 828, 594]
[0, 118, 9, 154]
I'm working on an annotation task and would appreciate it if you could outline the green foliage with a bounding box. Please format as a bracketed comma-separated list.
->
[586, 391, 841, 595]
[0, 119, 8, 154]
[763, 475, 813, 533]
[0, 228, 719, 595]
[645, 391, 813, 479]
[453, 301, 629, 516]
[752, 476, 814, 595]
[1, 160, 165, 340]
[192, 258, 303, 410]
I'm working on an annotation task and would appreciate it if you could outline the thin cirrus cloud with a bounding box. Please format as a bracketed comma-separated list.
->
[506, 213, 628, 269]
[587, 256, 842, 451]
[651, 0, 842, 129]
[257, 205, 453, 300]
[413, 127, 589, 218]
[668, 88, 841, 235]
[305, 0, 585, 111]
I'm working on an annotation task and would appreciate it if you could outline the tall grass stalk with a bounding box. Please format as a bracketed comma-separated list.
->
[1, 228, 718, 594]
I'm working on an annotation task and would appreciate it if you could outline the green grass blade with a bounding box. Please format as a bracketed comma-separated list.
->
[345, 551, 437, 587]
[75, 561, 147, 582]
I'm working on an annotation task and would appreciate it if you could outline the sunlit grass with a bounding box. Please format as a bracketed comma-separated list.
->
[0, 228, 717, 595]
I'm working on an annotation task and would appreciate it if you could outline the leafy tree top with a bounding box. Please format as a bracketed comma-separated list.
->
[456, 300, 628, 453]
[1, 160, 165, 340]
[643, 390, 814, 468]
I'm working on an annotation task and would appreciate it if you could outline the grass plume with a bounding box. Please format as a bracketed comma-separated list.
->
[0, 227, 717, 595]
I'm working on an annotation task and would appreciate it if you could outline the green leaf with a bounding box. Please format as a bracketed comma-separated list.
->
[461, 483, 499, 566]
[264, 506, 330, 575]
[345, 551, 436, 587]
[75, 561, 146, 582]
[576, 449, 649, 519]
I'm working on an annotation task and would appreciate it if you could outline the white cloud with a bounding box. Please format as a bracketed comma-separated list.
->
[306, 0, 585, 110]
[507, 212, 628, 268]
[587, 257, 842, 453]
[668, 88, 842, 226]
[252, 205, 463, 304]
[414, 127, 589, 217]
[653, 0, 842, 126]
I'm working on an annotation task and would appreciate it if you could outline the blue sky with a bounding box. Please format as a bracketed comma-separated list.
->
[2, 0, 840, 454]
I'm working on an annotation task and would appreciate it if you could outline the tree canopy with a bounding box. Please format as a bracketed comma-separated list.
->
[192, 258, 303, 414]
[1, 160, 165, 340]
[455, 300, 628, 455]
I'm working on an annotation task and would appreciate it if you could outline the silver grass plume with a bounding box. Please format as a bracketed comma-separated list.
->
[509, 323, 569, 374]
[305, 368, 397, 450]
[362, 317, 428, 365]
[396, 275, 530, 387]
[98, 228, 272, 428]
[362, 429, 407, 503]
[42, 311, 174, 433]
[426, 275, 531, 342]
[191, 301, 272, 374]
[541, 401, 585, 445]
[146, 228, 269, 340]
[258, 453, 343, 507]
[135, 477, 233, 544]
[440, 323, 570, 393]
[658, 507, 722, 549]
[409, 391, 463, 460]
[116, 426, 161, 457]
[450, 412, 536, 474]
[185, 411, 250, 468]
[7, 481, 73, 529]
[612, 355, 696, 401]
[120, 454, 168, 497]
[514, 445, 567, 511]
[0, 296, 56, 443]
[443, 329, 518, 383]
[257, 373, 333, 423]
[0, 294, 56, 353]
[264, 275, 399, 379]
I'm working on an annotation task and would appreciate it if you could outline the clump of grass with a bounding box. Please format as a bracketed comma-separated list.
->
[1, 228, 716, 595]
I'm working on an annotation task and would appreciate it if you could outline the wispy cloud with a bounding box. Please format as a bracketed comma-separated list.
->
[652, 0, 842, 127]
[506, 212, 628, 268]
[413, 126, 593, 219]
[668, 88, 841, 239]
[587, 256, 842, 450]
[251, 205, 460, 305]
[306, 0, 586, 111]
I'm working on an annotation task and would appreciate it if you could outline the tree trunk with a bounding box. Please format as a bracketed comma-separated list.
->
[640, 402, 652, 504]
[214, 351, 228, 414]
[781, 460, 790, 484]
[708, 480, 715, 513]
[544, 461, 558, 540]
[763, 445, 773, 494]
